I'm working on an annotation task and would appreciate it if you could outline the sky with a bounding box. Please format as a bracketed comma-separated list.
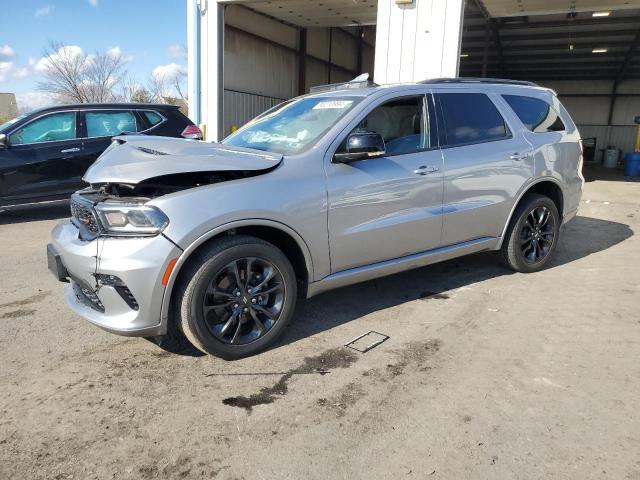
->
[0, 0, 187, 112]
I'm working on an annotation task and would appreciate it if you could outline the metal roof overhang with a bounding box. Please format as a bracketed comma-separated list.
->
[218, 0, 377, 27]
[481, 0, 640, 17]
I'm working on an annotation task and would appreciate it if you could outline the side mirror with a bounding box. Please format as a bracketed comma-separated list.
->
[333, 132, 386, 163]
[0, 133, 6, 149]
[634, 115, 640, 125]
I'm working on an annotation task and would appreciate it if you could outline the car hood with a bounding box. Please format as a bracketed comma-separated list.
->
[83, 135, 283, 184]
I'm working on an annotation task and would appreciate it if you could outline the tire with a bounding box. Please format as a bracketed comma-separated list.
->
[173, 235, 298, 359]
[501, 193, 560, 273]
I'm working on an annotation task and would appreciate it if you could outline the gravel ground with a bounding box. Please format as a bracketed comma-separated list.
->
[1, 172, 639, 480]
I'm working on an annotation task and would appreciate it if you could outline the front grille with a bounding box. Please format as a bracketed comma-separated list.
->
[70, 195, 101, 238]
[72, 282, 105, 312]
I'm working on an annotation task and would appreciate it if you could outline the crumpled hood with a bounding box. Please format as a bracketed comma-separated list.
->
[83, 135, 283, 184]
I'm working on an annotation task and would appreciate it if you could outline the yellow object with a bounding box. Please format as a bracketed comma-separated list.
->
[230, 125, 238, 133]
[635, 125, 640, 152]
[199, 124, 207, 141]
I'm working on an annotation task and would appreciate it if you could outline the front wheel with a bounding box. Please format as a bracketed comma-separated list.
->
[174, 235, 297, 359]
[501, 194, 560, 273]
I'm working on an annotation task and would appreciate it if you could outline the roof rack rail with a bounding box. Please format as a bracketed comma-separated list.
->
[310, 73, 379, 93]
[419, 77, 539, 87]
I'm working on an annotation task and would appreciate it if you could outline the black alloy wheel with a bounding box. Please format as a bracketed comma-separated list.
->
[202, 257, 285, 345]
[520, 205, 556, 264]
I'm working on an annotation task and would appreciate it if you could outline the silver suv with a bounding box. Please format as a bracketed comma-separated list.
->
[48, 78, 584, 358]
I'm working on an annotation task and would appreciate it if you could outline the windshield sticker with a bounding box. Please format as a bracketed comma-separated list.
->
[313, 100, 354, 110]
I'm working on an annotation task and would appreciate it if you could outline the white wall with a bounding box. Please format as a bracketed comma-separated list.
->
[374, 0, 464, 83]
[539, 79, 640, 158]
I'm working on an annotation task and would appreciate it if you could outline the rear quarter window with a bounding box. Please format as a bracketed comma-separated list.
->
[502, 94, 566, 133]
[142, 111, 164, 126]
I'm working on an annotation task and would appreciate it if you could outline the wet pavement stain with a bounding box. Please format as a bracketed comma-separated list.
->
[0, 291, 50, 310]
[419, 291, 450, 300]
[222, 348, 358, 413]
[0, 309, 36, 319]
[386, 339, 442, 376]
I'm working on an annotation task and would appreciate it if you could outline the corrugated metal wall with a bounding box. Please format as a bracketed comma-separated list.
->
[540, 79, 640, 160]
[222, 5, 375, 136]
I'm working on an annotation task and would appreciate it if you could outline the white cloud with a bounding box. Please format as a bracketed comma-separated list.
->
[152, 63, 186, 81]
[0, 62, 13, 82]
[35, 5, 54, 17]
[13, 67, 30, 79]
[88, 0, 98, 6]
[35, 45, 84, 73]
[16, 91, 57, 113]
[166, 44, 185, 61]
[106, 46, 133, 63]
[0, 45, 14, 59]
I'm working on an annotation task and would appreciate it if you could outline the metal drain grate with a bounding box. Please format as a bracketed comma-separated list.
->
[345, 331, 389, 353]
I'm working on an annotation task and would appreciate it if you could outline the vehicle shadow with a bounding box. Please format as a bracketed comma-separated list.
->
[0, 201, 69, 225]
[275, 215, 633, 351]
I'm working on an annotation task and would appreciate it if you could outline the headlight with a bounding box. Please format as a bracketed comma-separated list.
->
[94, 203, 169, 236]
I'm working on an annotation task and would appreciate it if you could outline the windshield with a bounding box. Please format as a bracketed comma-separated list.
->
[0, 113, 27, 133]
[222, 96, 362, 155]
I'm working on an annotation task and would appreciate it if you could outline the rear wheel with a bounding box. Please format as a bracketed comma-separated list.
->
[174, 235, 297, 359]
[501, 194, 560, 273]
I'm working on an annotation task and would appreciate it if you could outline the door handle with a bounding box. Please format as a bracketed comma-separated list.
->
[413, 165, 439, 175]
[510, 152, 530, 161]
[60, 147, 80, 154]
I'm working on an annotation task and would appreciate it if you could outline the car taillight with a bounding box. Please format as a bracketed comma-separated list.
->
[181, 125, 203, 140]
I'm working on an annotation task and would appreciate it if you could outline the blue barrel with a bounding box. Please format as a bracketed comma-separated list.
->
[624, 152, 640, 177]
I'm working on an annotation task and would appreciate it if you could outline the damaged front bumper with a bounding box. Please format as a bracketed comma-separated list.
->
[49, 220, 182, 337]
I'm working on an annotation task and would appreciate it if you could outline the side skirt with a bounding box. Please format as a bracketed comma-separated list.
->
[306, 236, 500, 298]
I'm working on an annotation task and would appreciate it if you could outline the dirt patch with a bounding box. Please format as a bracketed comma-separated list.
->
[419, 291, 450, 300]
[316, 382, 366, 417]
[0, 309, 36, 319]
[0, 291, 50, 309]
[222, 347, 358, 413]
[386, 339, 442, 377]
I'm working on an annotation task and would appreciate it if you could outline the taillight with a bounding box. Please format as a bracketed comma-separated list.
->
[181, 125, 203, 140]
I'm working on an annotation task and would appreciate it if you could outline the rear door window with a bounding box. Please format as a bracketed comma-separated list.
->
[502, 94, 566, 132]
[9, 112, 77, 145]
[85, 110, 138, 137]
[436, 93, 509, 147]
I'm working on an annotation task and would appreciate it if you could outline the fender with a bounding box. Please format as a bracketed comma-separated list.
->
[496, 176, 565, 249]
[158, 218, 315, 329]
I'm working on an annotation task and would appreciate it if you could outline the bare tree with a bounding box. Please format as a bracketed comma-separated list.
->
[37, 42, 127, 103]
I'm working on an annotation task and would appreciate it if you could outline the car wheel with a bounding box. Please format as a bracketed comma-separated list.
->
[501, 193, 560, 273]
[174, 235, 297, 359]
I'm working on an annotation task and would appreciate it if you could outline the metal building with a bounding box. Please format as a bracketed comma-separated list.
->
[187, 0, 640, 158]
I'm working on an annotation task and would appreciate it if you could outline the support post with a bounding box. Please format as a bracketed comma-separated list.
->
[298, 28, 307, 95]
[187, 0, 201, 125]
[356, 27, 364, 75]
[481, 20, 490, 77]
[199, 1, 225, 141]
[374, 0, 465, 83]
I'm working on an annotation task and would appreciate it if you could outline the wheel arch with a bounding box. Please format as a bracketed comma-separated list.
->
[159, 219, 314, 330]
[497, 177, 565, 249]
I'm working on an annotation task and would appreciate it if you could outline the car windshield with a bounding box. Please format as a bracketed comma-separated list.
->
[222, 96, 362, 155]
[0, 113, 27, 133]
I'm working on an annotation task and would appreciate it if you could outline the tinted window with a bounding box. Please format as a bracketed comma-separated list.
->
[438, 93, 508, 147]
[9, 112, 77, 145]
[503, 94, 566, 132]
[349, 96, 427, 155]
[143, 111, 163, 126]
[86, 111, 137, 137]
